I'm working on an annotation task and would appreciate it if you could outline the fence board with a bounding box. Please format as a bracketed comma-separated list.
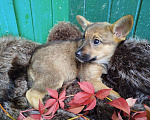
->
[0, 0, 18, 36]
[30, 0, 53, 43]
[135, 0, 150, 39]
[109, 0, 138, 37]
[13, 0, 34, 41]
[85, 0, 109, 22]
[52, 0, 69, 26]
[69, 0, 85, 28]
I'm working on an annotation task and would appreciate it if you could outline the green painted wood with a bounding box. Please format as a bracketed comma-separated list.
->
[52, 0, 69, 26]
[0, 0, 18, 36]
[85, 0, 110, 22]
[69, 0, 85, 28]
[13, 0, 35, 41]
[30, 0, 53, 43]
[109, 0, 139, 37]
[135, 0, 150, 39]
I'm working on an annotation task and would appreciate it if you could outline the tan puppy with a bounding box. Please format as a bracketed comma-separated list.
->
[26, 15, 133, 108]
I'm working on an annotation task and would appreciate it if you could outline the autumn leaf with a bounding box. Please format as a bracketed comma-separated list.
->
[72, 92, 92, 104]
[126, 98, 137, 108]
[46, 88, 58, 99]
[78, 81, 95, 94]
[111, 111, 123, 120]
[132, 111, 147, 120]
[67, 105, 85, 114]
[44, 99, 56, 109]
[68, 81, 113, 113]
[44, 89, 66, 116]
[95, 88, 112, 100]
[108, 98, 130, 115]
[84, 97, 96, 111]
[30, 100, 45, 119]
[144, 104, 150, 120]
[44, 102, 59, 115]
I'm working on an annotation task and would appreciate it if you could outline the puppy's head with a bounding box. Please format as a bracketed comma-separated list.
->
[75, 15, 133, 64]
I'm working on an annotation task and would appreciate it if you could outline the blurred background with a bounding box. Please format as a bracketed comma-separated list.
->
[0, 0, 149, 43]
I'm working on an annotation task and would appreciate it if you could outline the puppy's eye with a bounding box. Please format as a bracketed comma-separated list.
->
[93, 39, 101, 45]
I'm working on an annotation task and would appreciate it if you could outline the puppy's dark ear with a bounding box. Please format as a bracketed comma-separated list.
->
[111, 15, 134, 42]
[76, 15, 92, 30]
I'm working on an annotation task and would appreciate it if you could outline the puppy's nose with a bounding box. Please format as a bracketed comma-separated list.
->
[75, 51, 82, 57]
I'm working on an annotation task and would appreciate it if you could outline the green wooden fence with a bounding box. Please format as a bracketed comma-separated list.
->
[0, 0, 150, 44]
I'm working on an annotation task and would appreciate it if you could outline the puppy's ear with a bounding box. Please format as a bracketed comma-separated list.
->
[111, 15, 134, 42]
[76, 15, 92, 30]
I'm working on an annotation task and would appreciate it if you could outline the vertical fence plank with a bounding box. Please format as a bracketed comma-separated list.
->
[109, 0, 138, 37]
[13, 0, 35, 41]
[85, 0, 109, 22]
[30, 0, 52, 43]
[52, 0, 69, 26]
[0, 0, 18, 37]
[69, 0, 85, 27]
[135, 0, 150, 40]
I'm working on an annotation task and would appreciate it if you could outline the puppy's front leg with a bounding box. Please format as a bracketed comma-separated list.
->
[26, 88, 47, 109]
[79, 63, 120, 98]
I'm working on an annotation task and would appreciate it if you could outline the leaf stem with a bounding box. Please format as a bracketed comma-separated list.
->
[0, 104, 16, 120]
[67, 115, 80, 120]
[106, 97, 113, 101]
[65, 94, 75, 98]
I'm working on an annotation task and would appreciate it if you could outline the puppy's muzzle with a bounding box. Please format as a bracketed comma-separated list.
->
[75, 50, 90, 62]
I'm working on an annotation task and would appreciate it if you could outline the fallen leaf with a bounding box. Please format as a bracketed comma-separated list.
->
[84, 97, 96, 111]
[111, 111, 123, 120]
[46, 88, 58, 99]
[95, 88, 112, 100]
[126, 98, 137, 108]
[44, 99, 56, 109]
[44, 101, 59, 115]
[67, 105, 85, 114]
[108, 98, 130, 115]
[78, 82, 95, 94]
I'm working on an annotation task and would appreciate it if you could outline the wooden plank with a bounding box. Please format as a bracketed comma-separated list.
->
[30, 0, 53, 43]
[135, 0, 150, 40]
[52, 0, 69, 26]
[13, 0, 35, 41]
[109, 0, 139, 37]
[85, 0, 109, 22]
[0, 0, 18, 37]
[69, 0, 85, 27]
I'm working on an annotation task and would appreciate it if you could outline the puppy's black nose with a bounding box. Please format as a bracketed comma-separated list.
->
[75, 51, 82, 57]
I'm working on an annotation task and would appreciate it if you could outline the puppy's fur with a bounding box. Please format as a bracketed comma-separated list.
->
[26, 15, 133, 108]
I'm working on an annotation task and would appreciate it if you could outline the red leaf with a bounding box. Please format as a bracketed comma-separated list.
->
[46, 88, 58, 99]
[95, 88, 112, 100]
[84, 97, 96, 111]
[78, 82, 95, 94]
[126, 98, 137, 108]
[17, 112, 26, 120]
[30, 114, 41, 119]
[73, 92, 91, 104]
[108, 98, 130, 115]
[44, 101, 59, 115]
[43, 115, 55, 119]
[132, 111, 147, 120]
[59, 89, 66, 101]
[38, 100, 44, 114]
[44, 99, 56, 109]
[134, 111, 147, 120]
[59, 101, 65, 109]
[67, 105, 85, 114]
[82, 96, 95, 105]
[144, 104, 150, 120]
[111, 111, 123, 120]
